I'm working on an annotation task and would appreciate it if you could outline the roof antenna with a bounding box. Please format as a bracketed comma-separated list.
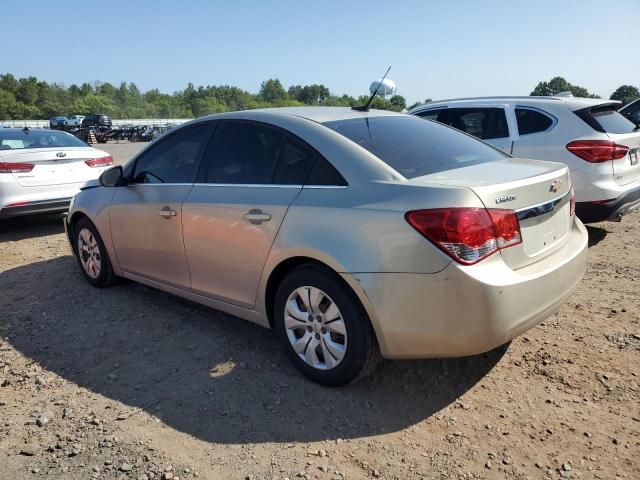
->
[352, 66, 391, 112]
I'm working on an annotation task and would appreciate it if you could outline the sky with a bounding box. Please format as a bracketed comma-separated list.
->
[3, 0, 639, 104]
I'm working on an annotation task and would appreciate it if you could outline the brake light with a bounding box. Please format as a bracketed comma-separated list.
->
[405, 208, 522, 265]
[0, 162, 35, 173]
[85, 156, 113, 168]
[566, 140, 628, 163]
[569, 187, 576, 216]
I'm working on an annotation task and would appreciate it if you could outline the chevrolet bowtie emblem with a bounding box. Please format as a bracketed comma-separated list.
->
[549, 180, 562, 193]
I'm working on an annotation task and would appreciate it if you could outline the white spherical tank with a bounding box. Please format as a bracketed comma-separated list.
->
[369, 78, 396, 98]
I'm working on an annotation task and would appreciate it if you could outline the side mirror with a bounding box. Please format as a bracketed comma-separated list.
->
[99, 165, 125, 187]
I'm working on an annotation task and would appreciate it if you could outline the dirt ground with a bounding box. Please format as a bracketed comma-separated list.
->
[1, 142, 638, 479]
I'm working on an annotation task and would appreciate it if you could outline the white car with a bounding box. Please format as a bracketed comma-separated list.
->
[409, 95, 640, 223]
[66, 115, 85, 127]
[0, 128, 113, 218]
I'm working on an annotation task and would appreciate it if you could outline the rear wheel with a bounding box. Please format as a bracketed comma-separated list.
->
[74, 218, 117, 287]
[274, 265, 380, 386]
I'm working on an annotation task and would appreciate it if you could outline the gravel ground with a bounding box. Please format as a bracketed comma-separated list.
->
[0, 142, 638, 479]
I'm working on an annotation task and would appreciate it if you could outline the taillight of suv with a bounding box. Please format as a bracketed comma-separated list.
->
[405, 207, 522, 265]
[566, 140, 629, 163]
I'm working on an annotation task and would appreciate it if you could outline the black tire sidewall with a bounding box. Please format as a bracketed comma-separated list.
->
[74, 218, 114, 288]
[274, 265, 376, 386]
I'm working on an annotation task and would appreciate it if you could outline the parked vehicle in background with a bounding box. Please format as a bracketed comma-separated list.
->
[0, 128, 112, 218]
[409, 95, 640, 223]
[49, 116, 68, 129]
[65, 107, 587, 386]
[619, 98, 640, 127]
[81, 114, 112, 129]
[66, 115, 85, 127]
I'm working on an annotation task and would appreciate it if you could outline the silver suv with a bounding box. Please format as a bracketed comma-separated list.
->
[409, 95, 640, 223]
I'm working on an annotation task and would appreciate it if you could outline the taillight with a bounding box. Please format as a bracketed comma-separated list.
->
[566, 140, 628, 163]
[404, 207, 522, 265]
[569, 187, 576, 217]
[0, 162, 35, 173]
[85, 156, 113, 168]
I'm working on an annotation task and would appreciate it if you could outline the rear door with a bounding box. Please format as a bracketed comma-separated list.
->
[109, 123, 213, 289]
[182, 120, 315, 308]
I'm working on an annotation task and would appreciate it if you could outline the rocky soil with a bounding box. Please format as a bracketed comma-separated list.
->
[0, 143, 638, 479]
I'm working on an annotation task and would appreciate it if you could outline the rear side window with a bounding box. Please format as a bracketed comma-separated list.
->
[575, 105, 637, 134]
[272, 139, 316, 185]
[205, 122, 284, 184]
[415, 109, 445, 122]
[323, 116, 507, 179]
[515, 108, 554, 135]
[306, 157, 347, 186]
[445, 108, 509, 140]
[132, 124, 210, 184]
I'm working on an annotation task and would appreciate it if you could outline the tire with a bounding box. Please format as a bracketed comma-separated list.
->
[73, 217, 117, 288]
[274, 264, 381, 386]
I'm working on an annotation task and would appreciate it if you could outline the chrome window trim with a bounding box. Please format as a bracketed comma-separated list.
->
[126, 183, 347, 189]
[128, 183, 194, 187]
[514, 105, 558, 136]
[195, 183, 302, 188]
[515, 190, 570, 221]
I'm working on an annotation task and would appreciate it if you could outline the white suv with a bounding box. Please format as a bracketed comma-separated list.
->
[409, 95, 640, 223]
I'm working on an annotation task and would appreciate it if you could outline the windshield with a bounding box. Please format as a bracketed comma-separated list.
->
[0, 130, 87, 150]
[323, 115, 508, 179]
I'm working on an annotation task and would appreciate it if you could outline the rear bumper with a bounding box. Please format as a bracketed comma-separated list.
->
[576, 185, 640, 222]
[0, 198, 72, 219]
[350, 219, 588, 359]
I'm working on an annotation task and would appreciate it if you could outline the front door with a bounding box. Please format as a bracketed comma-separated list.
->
[110, 123, 212, 289]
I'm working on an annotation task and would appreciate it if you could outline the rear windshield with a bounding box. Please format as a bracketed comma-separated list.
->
[0, 130, 87, 150]
[577, 106, 637, 134]
[323, 115, 507, 178]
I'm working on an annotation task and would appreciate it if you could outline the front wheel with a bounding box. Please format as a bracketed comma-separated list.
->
[274, 265, 381, 386]
[74, 218, 117, 287]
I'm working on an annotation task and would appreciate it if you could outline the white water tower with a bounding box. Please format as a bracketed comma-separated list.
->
[369, 78, 396, 98]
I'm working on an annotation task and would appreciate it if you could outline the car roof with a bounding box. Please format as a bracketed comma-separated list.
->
[199, 106, 404, 124]
[409, 96, 621, 112]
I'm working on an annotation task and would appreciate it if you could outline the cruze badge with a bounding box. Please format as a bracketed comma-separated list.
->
[495, 194, 516, 204]
[56, 152, 67, 158]
[549, 179, 562, 193]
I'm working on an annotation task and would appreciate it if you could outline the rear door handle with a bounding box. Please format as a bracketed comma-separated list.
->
[243, 209, 271, 224]
[158, 207, 177, 218]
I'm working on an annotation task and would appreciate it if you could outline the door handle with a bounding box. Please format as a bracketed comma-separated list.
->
[158, 207, 177, 218]
[243, 209, 271, 224]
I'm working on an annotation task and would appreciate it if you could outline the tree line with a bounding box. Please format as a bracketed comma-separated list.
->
[0, 74, 408, 120]
[0, 72, 637, 121]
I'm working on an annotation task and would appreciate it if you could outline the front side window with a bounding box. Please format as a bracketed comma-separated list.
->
[205, 122, 284, 184]
[132, 124, 209, 184]
[323, 115, 507, 179]
[515, 108, 554, 135]
[446, 108, 509, 140]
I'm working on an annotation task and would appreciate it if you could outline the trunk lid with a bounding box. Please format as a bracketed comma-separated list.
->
[1, 147, 102, 187]
[415, 158, 572, 269]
